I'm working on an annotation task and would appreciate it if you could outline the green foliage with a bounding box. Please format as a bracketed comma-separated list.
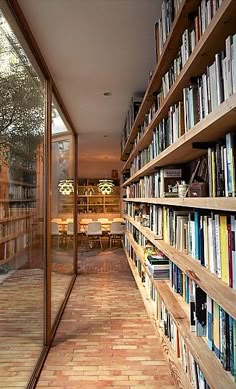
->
[0, 14, 44, 174]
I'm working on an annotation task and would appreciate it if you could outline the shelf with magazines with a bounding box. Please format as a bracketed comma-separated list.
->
[124, 230, 235, 389]
[121, 0, 236, 387]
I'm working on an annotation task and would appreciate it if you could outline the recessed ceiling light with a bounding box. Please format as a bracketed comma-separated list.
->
[103, 92, 112, 96]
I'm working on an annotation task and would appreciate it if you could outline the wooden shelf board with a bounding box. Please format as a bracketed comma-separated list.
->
[121, 0, 200, 161]
[124, 197, 236, 212]
[125, 215, 236, 320]
[122, 0, 236, 172]
[125, 233, 236, 389]
[122, 93, 236, 187]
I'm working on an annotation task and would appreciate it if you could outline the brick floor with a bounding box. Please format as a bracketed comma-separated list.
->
[0, 268, 72, 388]
[37, 247, 175, 388]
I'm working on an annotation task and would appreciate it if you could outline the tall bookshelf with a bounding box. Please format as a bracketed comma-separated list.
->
[121, 1, 236, 388]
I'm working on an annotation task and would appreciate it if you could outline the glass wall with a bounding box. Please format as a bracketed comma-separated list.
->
[0, 3, 77, 387]
[51, 100, 75, 326]
[0, 7, 45, 387]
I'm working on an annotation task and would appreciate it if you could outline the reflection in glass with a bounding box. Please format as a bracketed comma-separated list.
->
[0, 8, 45, 387]
[51, 102, 74, 326]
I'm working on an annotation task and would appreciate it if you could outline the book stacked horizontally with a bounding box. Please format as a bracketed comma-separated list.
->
[147, 251, 170, 280]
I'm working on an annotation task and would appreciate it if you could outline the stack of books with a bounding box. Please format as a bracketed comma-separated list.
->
[147, 251, 170, 280]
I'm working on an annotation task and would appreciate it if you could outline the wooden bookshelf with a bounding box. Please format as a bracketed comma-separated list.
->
[125, 231, 236, 389]
[121, 1, 236, 387]
[121, 0, 236, 167]
[124, 197, 236, 212]
[125, 214, 236, 320]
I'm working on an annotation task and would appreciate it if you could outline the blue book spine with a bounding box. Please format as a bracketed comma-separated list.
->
[207, 295, 213, 350]
[194, 210, 200, 260]
[185, 276, 189, 304]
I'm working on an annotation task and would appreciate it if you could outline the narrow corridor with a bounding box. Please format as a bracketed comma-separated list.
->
[37, 247, 175, 388]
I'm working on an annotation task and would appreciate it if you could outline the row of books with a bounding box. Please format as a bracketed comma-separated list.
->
[161, 0, 224, 100]
[171, 262, 236, 379]
[127, 129, 235, 198]
[0, 205, 35, 219]
[0, 219, 31, 239]
[207, 132, 235, 197]
[159, 300, 210, 388]
[126, 202, 236, 289]
[156, 0, 223, 61]
[127, 32, 236, 181]
[126, 221, 147, 248]
[7, 186, 36, 200]
[156, 0, 183, 58]
[0, 233, 29, 261]
[162, 208, 236, 288]
[121, 96, 143, 152]
[129, 166, 183, 197]
[126, 230, 211, 387]
[183, 34, 236, 131]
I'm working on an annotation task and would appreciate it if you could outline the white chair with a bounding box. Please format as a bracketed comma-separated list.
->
[108, 221, 124, 248]
[86, 221, 103, 250]
[51, 222, 62, 247]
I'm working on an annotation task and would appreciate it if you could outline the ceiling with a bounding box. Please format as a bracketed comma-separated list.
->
[18, 0, 161, 176]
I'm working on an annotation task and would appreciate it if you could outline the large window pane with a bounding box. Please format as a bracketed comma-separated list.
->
[0, 8, 45, 387]
[51, 100, 74, 326]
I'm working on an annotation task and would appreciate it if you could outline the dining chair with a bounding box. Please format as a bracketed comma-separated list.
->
[86, 221, 103, 250]
[108, 221, 124, 248]
[51, 222, 62, 248]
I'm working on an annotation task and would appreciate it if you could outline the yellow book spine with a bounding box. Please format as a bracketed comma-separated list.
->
[219, 215, 229, 284]
[213, 301, 220, 358]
